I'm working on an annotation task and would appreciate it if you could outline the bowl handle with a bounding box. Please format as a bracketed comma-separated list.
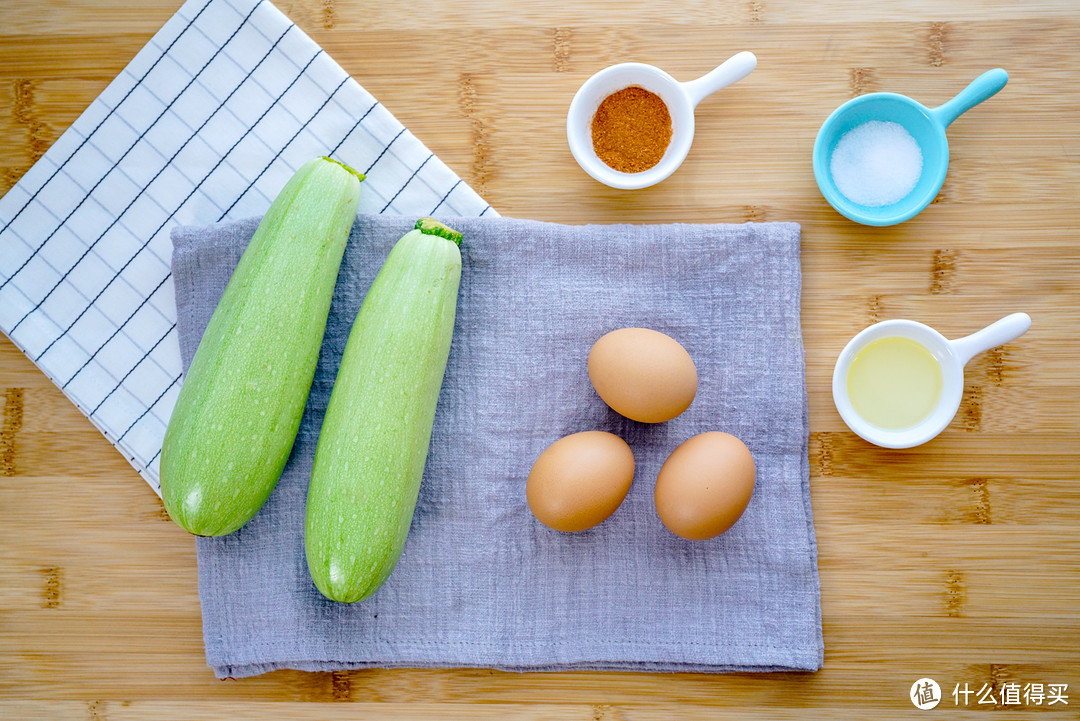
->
[680, 51, 757, 109]
[948, 312, 1031, 367]
[929, 68, 1008, 129]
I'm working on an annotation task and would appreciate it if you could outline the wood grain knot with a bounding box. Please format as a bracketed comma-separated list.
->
[867, 295, 884, 323]
[153, 496, 173, 523]
[87, 700, 105, 720]
[592, 704, 613, 720]
[747, 0, 765, 22]
[988, 663, 1013, 708]
[2, 168, 21, 193]
[809, 432, 835, 478]
[849, 67, 877, 97]
[2, 387, 24, 476]
[967, 477, 992, 524]
[943, 569, 965, 616]
[458, 73, 494, 193]
[959, 383, 983, 431]
[321, 0, 336, 30]
[41, 566, 63, 608]
[330, 670, 351, 700]
[743, 204, 767, 222]
[929, 249, 958, 294]
[927, 22, 950, 67]
[13, 80, 48, 164]
[983, 347, 1007, 385]
[553, 27, 572, 72]
[967, 346, 1015, 393]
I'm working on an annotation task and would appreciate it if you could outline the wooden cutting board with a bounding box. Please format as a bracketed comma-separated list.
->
[1, 0, 1078, 717]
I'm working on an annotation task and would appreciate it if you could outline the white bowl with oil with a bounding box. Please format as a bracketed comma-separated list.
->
[832, 313, 1031, 449]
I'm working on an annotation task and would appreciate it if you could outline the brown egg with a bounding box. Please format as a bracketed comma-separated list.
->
[654, 432, 755, 541]
[526, 431, 635, 532]
[587, 327, 698, 423]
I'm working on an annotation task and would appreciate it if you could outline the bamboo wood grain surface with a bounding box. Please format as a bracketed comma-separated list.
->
[1, 0, 1078, 717]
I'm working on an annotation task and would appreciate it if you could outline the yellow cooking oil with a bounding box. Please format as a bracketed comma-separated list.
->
[847, 336, 943, 430]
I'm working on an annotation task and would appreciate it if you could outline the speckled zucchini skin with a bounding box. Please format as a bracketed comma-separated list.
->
[160, 157, 363, 537]
[305, 219, 462, 603]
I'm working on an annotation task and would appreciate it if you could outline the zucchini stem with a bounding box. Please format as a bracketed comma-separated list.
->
[415, 217, 463, 246]
[321, 156, 366, 183]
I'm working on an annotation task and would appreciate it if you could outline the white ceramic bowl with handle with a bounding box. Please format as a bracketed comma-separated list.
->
[832, 312, 1031, 448]
[567, 51, 757, 189]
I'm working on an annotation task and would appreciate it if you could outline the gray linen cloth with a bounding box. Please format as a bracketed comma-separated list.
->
[171, 214, 823, 678]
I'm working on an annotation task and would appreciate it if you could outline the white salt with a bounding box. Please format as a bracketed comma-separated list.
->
[830, 120, 923, 207]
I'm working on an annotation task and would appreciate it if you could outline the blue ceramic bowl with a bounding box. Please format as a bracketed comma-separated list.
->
[813, 69, 1007, 227]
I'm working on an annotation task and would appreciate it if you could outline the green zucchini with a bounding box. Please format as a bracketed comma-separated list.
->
[305, 218, 463, 603]
[160, 157, 364, 536]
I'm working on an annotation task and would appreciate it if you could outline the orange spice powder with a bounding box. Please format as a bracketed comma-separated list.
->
[591, 86, 672, 173]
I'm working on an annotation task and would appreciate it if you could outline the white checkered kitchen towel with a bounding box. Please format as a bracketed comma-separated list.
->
[0, 0, 492, 493]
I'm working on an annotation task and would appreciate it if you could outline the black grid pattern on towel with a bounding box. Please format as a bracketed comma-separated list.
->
[0, 0, 491, 492]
